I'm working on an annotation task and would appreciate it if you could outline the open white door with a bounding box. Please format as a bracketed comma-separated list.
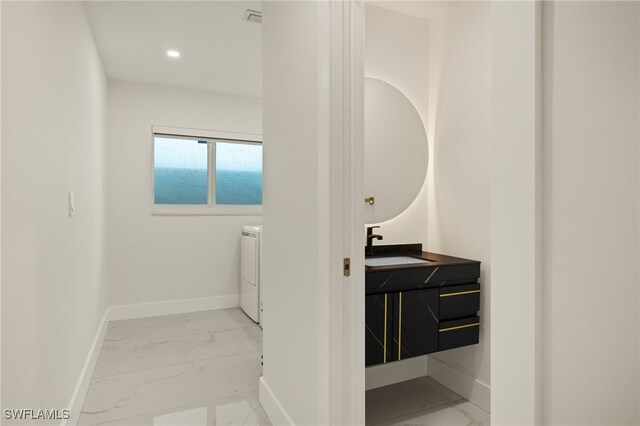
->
[259, 1, 365, 424]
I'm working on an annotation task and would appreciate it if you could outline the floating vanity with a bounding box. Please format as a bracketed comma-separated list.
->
[365, 244, 481, 366]
[362, 73, 481, 367]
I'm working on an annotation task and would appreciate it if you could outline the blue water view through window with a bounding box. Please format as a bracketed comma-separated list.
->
[216, 142, 263, 205]
[153, 133, 262, 207]
[154, 137, 208, 205]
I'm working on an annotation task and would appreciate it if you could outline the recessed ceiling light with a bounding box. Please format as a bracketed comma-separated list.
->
[166, 50, 180, 58]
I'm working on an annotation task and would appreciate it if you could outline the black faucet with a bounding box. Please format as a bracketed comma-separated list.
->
[366, 226, 383, 256]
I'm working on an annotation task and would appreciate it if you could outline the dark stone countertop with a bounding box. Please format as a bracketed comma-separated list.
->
[364, 244, 481, 294]
[365, 243, 480, 272]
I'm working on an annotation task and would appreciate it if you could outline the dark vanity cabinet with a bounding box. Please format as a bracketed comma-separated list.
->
[365, 293, 393, 365]
[365, 289, 439, 365]
[365, 245, 481, 367]
[438, 283, 481, 351]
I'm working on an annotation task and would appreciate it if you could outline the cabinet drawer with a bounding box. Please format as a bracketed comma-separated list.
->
[439, 283, 480, 320]
[438, 316, 480, 351]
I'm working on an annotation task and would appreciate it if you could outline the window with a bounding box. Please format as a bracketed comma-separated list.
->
[152, 126, 262, 215]
[215, 141, 263, 205]
[154, 136, 209, 205]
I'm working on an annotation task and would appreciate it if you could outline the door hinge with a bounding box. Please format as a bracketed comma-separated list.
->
[343, 257, 351, 277]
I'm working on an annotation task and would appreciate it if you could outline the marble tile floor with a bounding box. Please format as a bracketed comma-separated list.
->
[78, 307, 486, 426]
[366, 377, 490, 426]
[78, 308, 271, 426]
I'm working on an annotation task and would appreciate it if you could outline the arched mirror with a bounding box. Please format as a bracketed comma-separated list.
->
[364, 78, 429, 223]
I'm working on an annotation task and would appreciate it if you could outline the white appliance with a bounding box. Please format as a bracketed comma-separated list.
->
[241, 225, 262, 325]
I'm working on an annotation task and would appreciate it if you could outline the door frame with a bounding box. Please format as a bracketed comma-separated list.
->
[328, 0, 366, 424]
[329, 1, 544, 424]
[490, 1, 542, 424]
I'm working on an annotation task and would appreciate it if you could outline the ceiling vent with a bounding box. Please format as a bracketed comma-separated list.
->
[243, 9, 262, 24]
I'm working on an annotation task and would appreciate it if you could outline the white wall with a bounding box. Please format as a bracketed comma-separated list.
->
[364, 4, 429, 245]
[1, 1, 108, 419]
[541, 2, 639, 424]
[425, 2, 492, 408]
[259, 2, 333, 424]
[106, 81, 261, 307]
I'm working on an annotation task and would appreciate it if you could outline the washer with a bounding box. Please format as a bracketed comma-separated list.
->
[240, 225, 262, 325]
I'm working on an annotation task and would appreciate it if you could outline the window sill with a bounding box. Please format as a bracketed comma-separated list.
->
[152, 205, 262, 216]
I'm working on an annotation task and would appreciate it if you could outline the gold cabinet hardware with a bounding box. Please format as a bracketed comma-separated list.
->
[439, 290, 480, 298]
[439, 323, 480, 332]
[364, 196, 375, 205]
[398, 292, 402, 360]
[383, 294, 388, 363]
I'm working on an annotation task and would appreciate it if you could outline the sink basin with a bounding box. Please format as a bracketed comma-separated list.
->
[365, 256, 432, 267]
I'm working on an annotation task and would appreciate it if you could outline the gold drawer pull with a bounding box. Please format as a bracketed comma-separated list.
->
[440, 290, 480, 298]
[439, 322, 480, 333]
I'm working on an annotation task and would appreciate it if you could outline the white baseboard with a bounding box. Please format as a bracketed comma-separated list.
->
[63, 309, 110, 426]
[108, 294, 240, 321]
[259, 377, 294, 426]
[365, 356, 430, 390]
[427, 356, 491, 412]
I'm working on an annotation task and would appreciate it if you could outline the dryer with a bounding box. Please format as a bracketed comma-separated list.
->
[240, 225, 262, 325]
